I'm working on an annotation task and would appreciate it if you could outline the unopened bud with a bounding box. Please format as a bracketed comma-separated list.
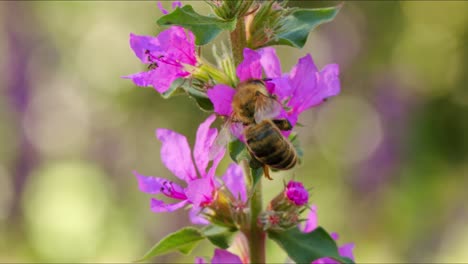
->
[260, 180, 310, 231]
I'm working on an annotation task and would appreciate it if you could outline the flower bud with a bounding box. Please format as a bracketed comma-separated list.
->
[285, 181, 309, 206]
[203, 186, 248, 229]
[260, 180, 309, 231]
[207, 0, 255, 20]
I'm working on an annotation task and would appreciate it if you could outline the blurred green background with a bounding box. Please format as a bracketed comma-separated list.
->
[1, 1, 468, 263]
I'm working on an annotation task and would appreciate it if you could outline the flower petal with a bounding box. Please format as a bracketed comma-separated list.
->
[172, 1, 182, 9]
[195, 257, 207, 264]
[150, 198, 188, 212]
[157, 1, 169, 14]
[156, 129, 197, 181]
[133, 170, 165, 194]
[258, 47, 282, 78]
[194, 114, 218, 176]
[189, 207, 210, 225]
[207, 84, 235, 116]
[317, 63, 341, 100]
[211, 249, 243, 264]
[123, 63, 189, 93]
[312, 257, 340, 264]
[237, 48, 262, 82]
[302, 205, 318, 233]
[288, 54, 320, 112]
[128, 33, 161, 62]
[222, 163, 247, 202]
[267, 77, 292, 103]
[339, 243, 355, 261]
[157, 26, 197, 65]
[185, 177, 215, 209]
[206, 146, 225, 179]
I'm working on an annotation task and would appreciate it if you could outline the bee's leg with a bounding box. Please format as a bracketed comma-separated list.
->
[263, 165, 272, 180]
[273, 119, 293, 131]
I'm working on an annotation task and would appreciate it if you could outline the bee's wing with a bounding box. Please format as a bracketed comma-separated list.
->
[209, 120, 234, 160]
[254, 94, 283, 123]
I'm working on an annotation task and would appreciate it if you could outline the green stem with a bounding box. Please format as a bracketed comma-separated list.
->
[230, 17, 247, 67]
[240, 160, 265, 264]
[231, 12, 265, 263]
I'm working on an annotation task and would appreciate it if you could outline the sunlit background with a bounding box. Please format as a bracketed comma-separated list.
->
[1, 1, 468, 263]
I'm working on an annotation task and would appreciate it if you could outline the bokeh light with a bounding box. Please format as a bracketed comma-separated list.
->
[22, 161, 112, 262]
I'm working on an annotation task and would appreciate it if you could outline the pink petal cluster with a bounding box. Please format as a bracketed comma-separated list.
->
[207, 47, 340, 130]
[285, 181, 309, 206]
[123, 26, 197, 93]
[134, 114, 248, 224]
[195, 249, 244, 264]
[157, 1, 181, 14]
[134, 115, 223, 223]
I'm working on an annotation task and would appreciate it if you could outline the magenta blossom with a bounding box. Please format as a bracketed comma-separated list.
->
[157, 1, 182, 14]
[207, 47, 340, 129]
[285, 181, 309, 206]
[123, 26, 197, 93]
[302, 205, 355, 263]
[134, 114, 224, 222]
[195, 249, 244, 264]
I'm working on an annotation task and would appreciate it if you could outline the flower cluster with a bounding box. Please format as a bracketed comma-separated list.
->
[126, 1, 353, 263]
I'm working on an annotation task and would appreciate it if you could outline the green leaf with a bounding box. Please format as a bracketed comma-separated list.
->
[228, 139, 249, 163]
[268, 226, 354, 264]
[183, 85, 214, 112]
[157, 5, 237, 45]
[202, 225, 236, 249]
[267, 6, 341, 48]
[161, 78, 189, 99]
[136, 227, 204, 262]
[288, 132, 304, 163]
[251, 167, 263, 187]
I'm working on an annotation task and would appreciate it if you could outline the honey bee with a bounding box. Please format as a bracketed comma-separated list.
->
[215, 79, 297, 180]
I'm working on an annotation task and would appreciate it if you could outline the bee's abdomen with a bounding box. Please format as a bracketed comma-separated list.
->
[245, 121, 297, 170]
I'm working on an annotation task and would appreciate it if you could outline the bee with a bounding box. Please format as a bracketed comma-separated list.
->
[215, 79, 297, 180]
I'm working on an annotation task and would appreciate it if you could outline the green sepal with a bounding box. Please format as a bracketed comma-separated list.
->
[162, 78, 214, 111]
[251, 167, 264, 187]
[228, 139, 249, 163]
[161, 78, 189, 99]
[184, 86, 214, 112]
[288, 132, 304, 164]
[201, 225, 236, 249]
[266, 6, 341, 48]
[157, 5, 237, 46]
[268, 226, 354, 264]
[135, 227, 204, 262]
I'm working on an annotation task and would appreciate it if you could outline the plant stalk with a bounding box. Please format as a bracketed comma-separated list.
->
[230, 17, 247, 67]
[248, 177, 266, 263]
[231, 11, 265, 263]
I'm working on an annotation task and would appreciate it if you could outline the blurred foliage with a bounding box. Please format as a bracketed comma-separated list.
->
[0, 1, 467, 263]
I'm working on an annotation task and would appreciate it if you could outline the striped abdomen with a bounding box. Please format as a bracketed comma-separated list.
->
[244, 120, 297, 170]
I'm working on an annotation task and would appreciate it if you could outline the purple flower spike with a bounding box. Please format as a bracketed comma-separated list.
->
[134, 114, 225, 223]
[123, 26, 197, 93]
[285, 181, 309, 206]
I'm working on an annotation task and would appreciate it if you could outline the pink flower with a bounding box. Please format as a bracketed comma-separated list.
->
[123, 26, 197, 93]
[207, 47, 340, 128]
[134, 114, 224, 223]
[285, 181, 309, 206]
[302, 205, 355, 263]
[157, 1, 182, 15]
[195, 249, 244, 264]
